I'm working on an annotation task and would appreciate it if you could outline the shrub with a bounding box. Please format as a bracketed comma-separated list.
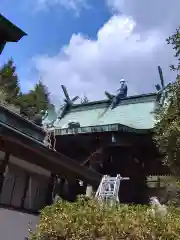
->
[30, 196, 180, 240]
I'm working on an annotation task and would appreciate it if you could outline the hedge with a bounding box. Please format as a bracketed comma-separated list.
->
[30, 196, 180, 240]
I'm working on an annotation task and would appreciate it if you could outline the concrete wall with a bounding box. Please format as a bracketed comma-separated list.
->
[0, 208, 39, 240]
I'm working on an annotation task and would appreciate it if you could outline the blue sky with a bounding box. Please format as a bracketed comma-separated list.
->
[1, 0, 110, 93]
[0, 0, 180, 103]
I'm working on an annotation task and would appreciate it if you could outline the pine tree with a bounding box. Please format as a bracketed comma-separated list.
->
[32, 80, 50, 113]
[19, 80, 50, 118]
[0, 59, 20, 104]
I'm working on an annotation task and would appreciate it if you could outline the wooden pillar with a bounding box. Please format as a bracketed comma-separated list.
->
[21, 175, 30, 208]
[53, 175, 66, 201]
[45, 173, 55, 205]
[66, 177, 78, 202]
[0, 152, 10, 195]
[58, 177, 66, 198]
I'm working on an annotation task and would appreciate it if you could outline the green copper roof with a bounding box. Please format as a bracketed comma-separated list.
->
[0, 14, 27, 42]
[49, 93, 157, 135]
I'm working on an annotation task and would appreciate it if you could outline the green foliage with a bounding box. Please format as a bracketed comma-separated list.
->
[0, 59, 51, 119]
[32, 81, 50, 112]
[19, 81, 50, 118]
[0, 59, 20, 104]
[154, 80, 180, 173]
[0, 89, 20, 113]
[167, 27, 180, 71]
[30, 196, 180, 240]
[154, 27, 180, 174]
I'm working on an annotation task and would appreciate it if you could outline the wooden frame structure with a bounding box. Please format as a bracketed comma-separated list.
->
[0, 105, 101, 213]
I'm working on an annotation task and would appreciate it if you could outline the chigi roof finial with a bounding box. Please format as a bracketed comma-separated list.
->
[155, 66, 170, 106]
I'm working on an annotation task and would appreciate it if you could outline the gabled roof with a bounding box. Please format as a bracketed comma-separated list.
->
[0, 14, 27, 42]
[50, 93, 158, 135]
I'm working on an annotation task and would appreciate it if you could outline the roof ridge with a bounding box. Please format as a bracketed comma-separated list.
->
[73, 92, 157, 108]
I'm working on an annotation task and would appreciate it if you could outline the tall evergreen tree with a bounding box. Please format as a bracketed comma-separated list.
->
[0, 60, 51, 120]
[19, 80, 50, 118]
[32, 80, 50, 113]
[0, 59, 20, 104]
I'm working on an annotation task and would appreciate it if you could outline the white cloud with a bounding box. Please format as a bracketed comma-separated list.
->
[35, 0, 89, 15]
[106, 0, 125, 13]
[33, 14, 167, 104]
[106, 0, 180, 34]
[31, 0, 180, 104]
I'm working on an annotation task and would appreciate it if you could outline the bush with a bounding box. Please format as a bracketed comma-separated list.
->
[30, 196, 180, 240]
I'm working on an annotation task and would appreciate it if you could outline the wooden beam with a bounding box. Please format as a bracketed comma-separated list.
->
[0, 126, 102, 187]
[45, 173, 55, 205]
[82, 148, 103, 166]
[0, 147, 10, 195]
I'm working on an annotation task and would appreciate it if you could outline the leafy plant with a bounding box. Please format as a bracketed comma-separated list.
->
[30, 196, 180, 240]
[0, 89, 20, 114]
[154, 27, 180, 175]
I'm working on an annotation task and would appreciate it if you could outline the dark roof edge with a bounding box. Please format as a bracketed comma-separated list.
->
[0, 120, 101, 186]
[0, 14, 27, 38]
[0, 104, 45, 134]
[73, 92, 157, 108]
[54, 123, 153, 136]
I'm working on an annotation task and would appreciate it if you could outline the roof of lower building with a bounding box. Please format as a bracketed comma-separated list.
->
[44, 92, 158, 135]
[0, 104, 101, 186]
[0, 14, 27, 42]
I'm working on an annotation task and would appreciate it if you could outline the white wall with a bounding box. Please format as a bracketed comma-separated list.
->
[0, 208, 39, 240]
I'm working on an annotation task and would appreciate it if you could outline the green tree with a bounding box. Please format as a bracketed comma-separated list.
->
[154, 27, 180, 174]
[19, 80, 50, 118]
[31, 80, 50, 113]
[0, 59, 20, 104]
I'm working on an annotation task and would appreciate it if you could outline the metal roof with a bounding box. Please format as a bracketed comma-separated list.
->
[47, 93, 157, 135]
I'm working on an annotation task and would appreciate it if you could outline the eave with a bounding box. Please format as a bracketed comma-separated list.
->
[53, 123, 153, 136]
[0, 104, 46, 142]
[0, 14, 27, 42]
[0, 120, 101, 187]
